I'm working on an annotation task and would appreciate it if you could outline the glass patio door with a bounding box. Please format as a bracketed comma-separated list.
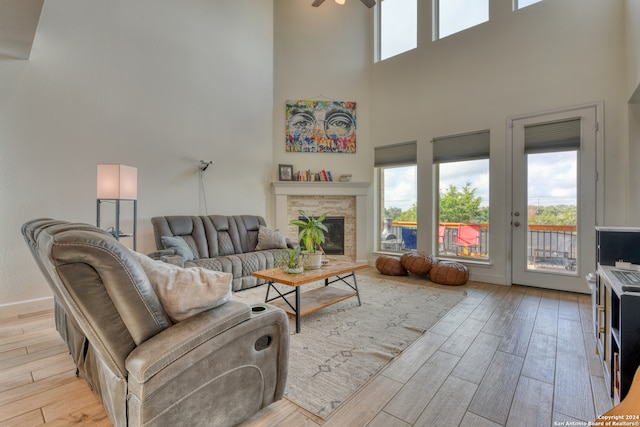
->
[511, 106, 598, 293]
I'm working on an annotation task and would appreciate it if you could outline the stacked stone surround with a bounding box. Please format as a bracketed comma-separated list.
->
[286, 195, 355, 261]
[272, 181, 370, 262]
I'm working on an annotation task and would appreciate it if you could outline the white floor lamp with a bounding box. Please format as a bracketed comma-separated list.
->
[96, 164, 138, 250]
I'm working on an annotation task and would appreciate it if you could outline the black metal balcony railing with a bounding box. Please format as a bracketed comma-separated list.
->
[380, 221, 577, 270]
[526, 225, 577, 270]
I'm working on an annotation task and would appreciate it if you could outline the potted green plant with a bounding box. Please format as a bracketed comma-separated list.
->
[277, 246, 305, 274]
[290, 210, 328, 270]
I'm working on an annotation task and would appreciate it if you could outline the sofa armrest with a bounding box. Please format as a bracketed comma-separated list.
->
[160, 255, 185, 267]
[147, 249, 175, 259]
[147, 250, 185, 267]
[125, 301, 289, 426]
[126, 300, 252, 383]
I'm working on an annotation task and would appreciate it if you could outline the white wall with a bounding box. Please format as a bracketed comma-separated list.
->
[630, 104, 640, 219]
[368, 0, 628, 284]
[626, 0, 640, 222]
[272, 0, 372, 183]
[272, 0, 374, 260]
[626, 0, 640, 99]
[273, 0, 373, 182]
[0, 0, 274, 306]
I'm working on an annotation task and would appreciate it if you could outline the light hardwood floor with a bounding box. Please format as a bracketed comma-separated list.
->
[0, 270, 613, 426]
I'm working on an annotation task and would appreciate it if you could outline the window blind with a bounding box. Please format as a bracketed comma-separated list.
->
[374, 141, 417, 167]
[432, 129, 490, 163]
[524, 118, 580, 154]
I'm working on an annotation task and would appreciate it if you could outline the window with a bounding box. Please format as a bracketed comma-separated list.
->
[433, 130, 490, 259]
[375, 142, 417, 252]
[524, 119, 579, 273]
[378, 0, 417, 61]
[435, 0, 489, 40]
[514, 0, 543, 10]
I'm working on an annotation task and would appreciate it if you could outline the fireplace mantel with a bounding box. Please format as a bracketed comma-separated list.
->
[272, 181, 370, 262]
[272, 181, 370, 196]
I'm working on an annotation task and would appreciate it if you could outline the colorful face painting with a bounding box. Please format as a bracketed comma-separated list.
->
[285, 100, 356, 153]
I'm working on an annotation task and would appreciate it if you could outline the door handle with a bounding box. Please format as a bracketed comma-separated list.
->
[514, 221, 520, 227]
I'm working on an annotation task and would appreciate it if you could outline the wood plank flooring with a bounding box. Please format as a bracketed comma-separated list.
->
[0, 270, 612, 426]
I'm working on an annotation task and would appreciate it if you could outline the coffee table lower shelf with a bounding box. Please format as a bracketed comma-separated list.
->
[253, 261, 366, 333]
[269, 286, 357, 318]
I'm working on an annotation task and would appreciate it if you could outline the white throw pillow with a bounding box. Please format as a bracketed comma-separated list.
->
[132, 251, 232, 323]
[255, 225, 288, 250]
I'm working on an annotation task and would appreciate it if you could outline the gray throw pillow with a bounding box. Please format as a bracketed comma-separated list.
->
[255, 225, 288, 250]
[161, 236, 195, 261]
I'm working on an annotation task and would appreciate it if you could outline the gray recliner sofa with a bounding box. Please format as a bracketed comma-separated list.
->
[151, 215, 294, 291]
[22, 218, 289, 427]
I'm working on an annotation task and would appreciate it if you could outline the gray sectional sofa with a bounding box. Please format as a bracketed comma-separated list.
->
[151, 215, 294, 291]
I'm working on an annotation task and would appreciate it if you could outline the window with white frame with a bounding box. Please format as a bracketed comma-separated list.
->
[433, 130, 490, 259]
[435, 0, 489, 40]
[375, 142, 417, 252]
[378, 0, 417, 61]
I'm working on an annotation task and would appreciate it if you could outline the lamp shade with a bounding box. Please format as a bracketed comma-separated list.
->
[97, 164, 138, 200]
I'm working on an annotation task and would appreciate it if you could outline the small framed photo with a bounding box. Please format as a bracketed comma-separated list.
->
[279, 164, 294, 181]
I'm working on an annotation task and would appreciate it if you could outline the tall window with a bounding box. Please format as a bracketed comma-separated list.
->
[375, 142, 417, 252]
[433, 130, 490, 259]
[514, 0, 543, 10]
[435, 0, 489, 40]
[378, 0, 417, 61]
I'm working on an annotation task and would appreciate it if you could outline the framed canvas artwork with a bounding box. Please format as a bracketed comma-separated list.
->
[285, 100, 356, 153]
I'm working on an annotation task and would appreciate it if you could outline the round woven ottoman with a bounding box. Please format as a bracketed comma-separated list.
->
[429, 262, 469, 285]
[400, 252, 438, 276]
[375, 256, 407, 276]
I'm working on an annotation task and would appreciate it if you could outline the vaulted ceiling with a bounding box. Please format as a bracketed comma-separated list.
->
[0, 0, 44, 59]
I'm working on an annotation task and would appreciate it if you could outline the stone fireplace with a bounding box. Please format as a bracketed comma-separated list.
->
[272, 182, 369, 262]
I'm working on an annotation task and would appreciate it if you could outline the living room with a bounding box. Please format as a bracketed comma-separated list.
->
[1, 0, 639, 311]
[1, 0, 639, 425]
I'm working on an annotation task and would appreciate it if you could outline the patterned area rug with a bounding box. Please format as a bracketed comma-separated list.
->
[233, 269, 466, 419]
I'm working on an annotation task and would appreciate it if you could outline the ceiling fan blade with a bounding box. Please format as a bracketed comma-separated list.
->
[312, 0, 326, 6]
[360, 0, 376, 8]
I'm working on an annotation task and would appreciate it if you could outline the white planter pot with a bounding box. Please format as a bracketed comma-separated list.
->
[304, 252, 323, 270]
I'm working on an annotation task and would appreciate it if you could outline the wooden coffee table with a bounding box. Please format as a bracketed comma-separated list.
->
[252, 260, 367, 333]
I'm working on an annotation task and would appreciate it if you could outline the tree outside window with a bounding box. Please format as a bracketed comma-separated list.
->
[437, 159, 490, 259]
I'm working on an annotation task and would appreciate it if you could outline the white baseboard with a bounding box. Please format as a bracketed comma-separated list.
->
[0, 296, 54, 319]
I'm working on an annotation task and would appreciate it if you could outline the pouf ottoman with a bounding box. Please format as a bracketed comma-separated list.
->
[375, 256, 407, 276]
[400, 252, 438, 275]
[429, 262, 469, 286]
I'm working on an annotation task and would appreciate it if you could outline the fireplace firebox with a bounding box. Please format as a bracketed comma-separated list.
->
[298, 216, 344, 255]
